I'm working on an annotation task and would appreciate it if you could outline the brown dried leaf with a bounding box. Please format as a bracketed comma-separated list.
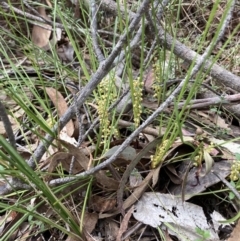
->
[46, 152, 69, 175]
[0, 121, 6, 136]
[123, 169, 160, 209]
[95, 171, 119, 190]
[152, 164, 162, 187]
[104, 219, 119, 241]
[191, 111, 213, 127]
[40, 142, 59, 164]
[116, 206, 134, 241]
[212, 114, 230, 130]
[46, 152, 84, 181]
[192, 111, 230, 131]
[82, 212, 98, 234]
[90, 195, 117, 213]
[144, 66, 155, 93]
[45, 87, 74, 137]
[165, 164, 182, 185]
[59, 140, 91, 170]
[31, 6, 52, 50]
[59, 126, 78, 146]
[0, 212, 23, 239]
[170, 160, 231, 200]
[99, 168, 159, 219]
[142, 97, 158, 110]
[0, 115, 19, 136]
[200, 150, 214, 176]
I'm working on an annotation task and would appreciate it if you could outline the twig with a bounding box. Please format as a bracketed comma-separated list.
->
[0, 177, 31, 195]
[74, 70, 85, 144]
[69, 89, 83, 174]
[97, 0, 136, 20]
[0, 57, 27, 79]
[145, 37, 157, 65]
[98, 29, 120, 37]
[155, 0, 170, 20]
[23, 0, 49, 21]
[200, 90, 240, 119]
[212, 171, 240, 200]
[90, 0, 105, 62]
[177, 93, 240, 109]
[121, 222, 144, 240]
[0, 2, 64, 29]
[118, 119, 161, 137]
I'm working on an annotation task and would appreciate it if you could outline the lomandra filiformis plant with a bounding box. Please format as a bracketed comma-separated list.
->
[132, 77, 143, 127]
[97, 75, 118, 142]
[152, 60, 163, 102]
[230, 160, 240, 181]
[151, 139, 169, 168]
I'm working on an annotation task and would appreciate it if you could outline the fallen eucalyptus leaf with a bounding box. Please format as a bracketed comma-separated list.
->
[102, 146, 136, 161]
[133, 192, 228, 241]
[169, 160, 231, 200]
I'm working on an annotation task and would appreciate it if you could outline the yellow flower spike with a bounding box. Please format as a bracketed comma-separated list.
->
[97, 75, 118, 140]
[132, 78, 143, 128]
[45, 117, 55, 128]
[230, 160, 240, 181]
[151, 139, 169, 168]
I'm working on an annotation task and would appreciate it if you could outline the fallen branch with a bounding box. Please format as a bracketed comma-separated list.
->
[199, 90, 240, 119]
[177, 93, 240, 109]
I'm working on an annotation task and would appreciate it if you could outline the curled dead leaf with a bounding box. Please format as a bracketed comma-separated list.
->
[45, 152, 84, 181]
[95, 171, 119, 190]
[31, 6, 52, 50]
[200, 150, 214, 177]
[90, 195, 116, 213]
[45, 87, 74, 137]
[59, 140, 92, 170]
